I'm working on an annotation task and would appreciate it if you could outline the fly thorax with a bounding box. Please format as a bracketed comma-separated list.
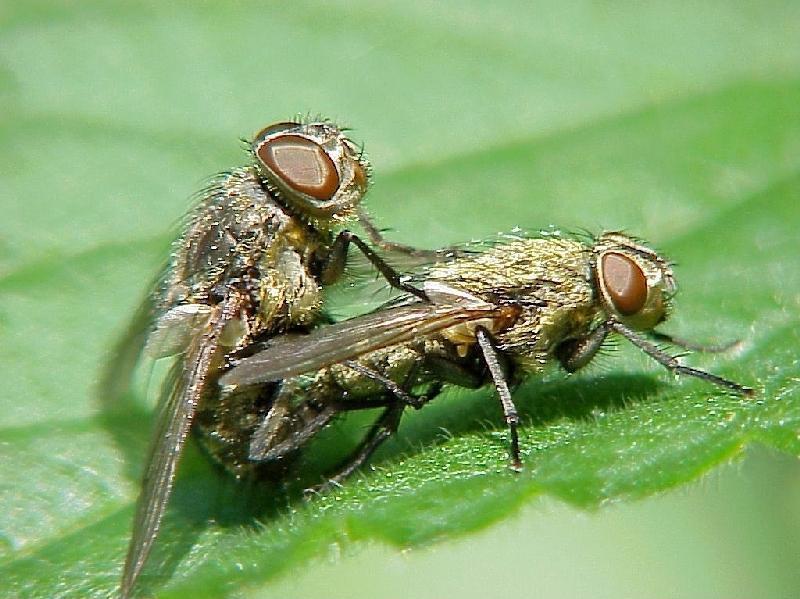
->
[257, 248, 322, 329]
[282, 217, 321, 260]
[219, 316, 248, 349]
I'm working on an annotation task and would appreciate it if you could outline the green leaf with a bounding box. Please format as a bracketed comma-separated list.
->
[1, 1, 799, 597]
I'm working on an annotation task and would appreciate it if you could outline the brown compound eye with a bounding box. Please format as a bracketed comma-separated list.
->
[256, 135, 340, 201]
[601, 252, 648, 316]
[253, 121, 298, 140]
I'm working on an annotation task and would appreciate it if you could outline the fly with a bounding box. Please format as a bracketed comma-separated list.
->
[220, 232, 753, 486]
[111, 119, 432, 598]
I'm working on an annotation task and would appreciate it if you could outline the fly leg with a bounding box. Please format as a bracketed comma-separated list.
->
[249, 398, 404, 462]
[306, 352, 494, 493]
[343, 354, 459, 410]
[475, 326, 522, 470]
[308, 402, 405, 495]
[342, 360, 425, 409]
[309, 360, 438, 493]
[320, 230, 429, 302]
[358, 208, 458, 260]
[556, 321, 753, 395]
[250, 353, 427, 466]
[248, 385, 338, 463]
[555, 322, 612, 372]
[249, 386, 398, 463]
[611, 321, 754, 396]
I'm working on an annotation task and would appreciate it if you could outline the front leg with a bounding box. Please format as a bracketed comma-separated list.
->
[319, 230, 429, 302]
[610, 321, 753, 396]
[555, 322, 612, 373]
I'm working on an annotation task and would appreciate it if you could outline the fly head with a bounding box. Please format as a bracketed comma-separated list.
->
[251, 120, 370, 221]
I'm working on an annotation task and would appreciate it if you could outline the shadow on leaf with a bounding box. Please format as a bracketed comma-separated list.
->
[381, 372, 663, 459]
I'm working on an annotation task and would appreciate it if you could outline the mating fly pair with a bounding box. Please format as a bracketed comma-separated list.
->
[114, 120, 752, 598]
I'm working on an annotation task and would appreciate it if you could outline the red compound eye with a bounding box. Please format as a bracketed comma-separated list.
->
[256, 134, 340, 201]
[601, 252, 648, 316]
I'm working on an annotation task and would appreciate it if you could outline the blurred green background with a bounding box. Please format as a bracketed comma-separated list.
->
[1, 1, 799, 598]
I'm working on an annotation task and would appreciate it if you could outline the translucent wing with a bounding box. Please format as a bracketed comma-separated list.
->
[221, 289, 504, 386]
[99, 284, 160, 409]
[120, 296, 241, 599]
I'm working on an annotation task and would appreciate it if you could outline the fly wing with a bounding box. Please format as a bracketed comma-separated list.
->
[220, 299, 504, 386]
[120, 297, 241, 599]
[99, 286, 160, 408]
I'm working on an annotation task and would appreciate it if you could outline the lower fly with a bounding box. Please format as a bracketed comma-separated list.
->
[221, 231, 753, 483]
